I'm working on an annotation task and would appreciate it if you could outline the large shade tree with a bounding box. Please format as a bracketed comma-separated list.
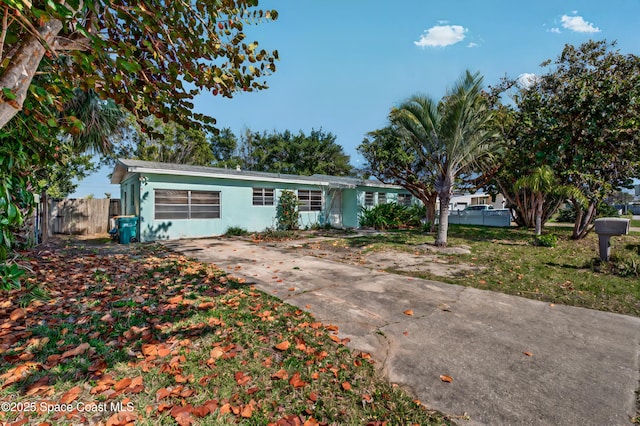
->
[0, 1, 277, 277]
[490, 40, 640, 239]
[391, 71, 500, 246]
[358, 125, 438, 231]
[0, 1, 278, 131]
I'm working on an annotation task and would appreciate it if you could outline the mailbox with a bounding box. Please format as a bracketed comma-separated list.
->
[594, 217, 630, 261]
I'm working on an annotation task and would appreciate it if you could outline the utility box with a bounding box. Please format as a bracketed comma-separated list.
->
[594, 217, 630, 261]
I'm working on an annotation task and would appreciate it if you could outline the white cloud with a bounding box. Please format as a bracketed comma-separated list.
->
[517, 73, 539, 89]
[550, 27, 561, 34]
[414, 25, 467, 48]
[561, 14, 600, 33]
[467, 42, 479, 48]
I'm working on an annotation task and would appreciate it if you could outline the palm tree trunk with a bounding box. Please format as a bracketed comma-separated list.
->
[436, 191, 451, 247]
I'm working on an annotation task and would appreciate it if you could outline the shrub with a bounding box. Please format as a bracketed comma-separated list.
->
[224, 226, 248, 236]
[609, 253, 640, 277]
[276, 190, 299, 230]
[359, 203, 425, 230]
[596, 202, 620, 218]
[0, 263, 25, 291]
[556, 205, 576, 223]
[557, 202, 620, 223]
[534, 234, 558, 247]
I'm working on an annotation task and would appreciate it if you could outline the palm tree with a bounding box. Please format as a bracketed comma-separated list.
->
[391, 71, 500, 247]
[514, 165, 584, 236]
[63, 89, 124, 156]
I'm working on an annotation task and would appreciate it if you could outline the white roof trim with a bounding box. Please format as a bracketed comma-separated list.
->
[126, 166, 332, 187]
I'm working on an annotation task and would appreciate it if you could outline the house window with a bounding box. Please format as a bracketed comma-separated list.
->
[378, 193, 386, 204]
[298, 190, 322, 212]
[398, 194, 412, 206]
[155, 189, 220, 220]
[253, 188, 274, 206]
[364, 192, 375, 207]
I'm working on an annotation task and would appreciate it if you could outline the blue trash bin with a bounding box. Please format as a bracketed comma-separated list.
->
[116, 217, 138, 244]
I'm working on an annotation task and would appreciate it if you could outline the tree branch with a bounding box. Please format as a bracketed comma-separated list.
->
[0, 18, 63, 128]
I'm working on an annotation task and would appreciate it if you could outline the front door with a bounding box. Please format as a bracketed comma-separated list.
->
[329, 190, 343, 227]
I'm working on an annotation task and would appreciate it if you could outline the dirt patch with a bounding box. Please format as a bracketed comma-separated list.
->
[287, 238, 483, 278]
[364, 249, 483, 277]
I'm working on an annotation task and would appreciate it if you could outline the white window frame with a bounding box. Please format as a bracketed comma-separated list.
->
[252, 187, 275, 206]
[398, 193, 412, 206]
[364, 191, 375, 207]
[377, 192, 387, 205]
[298, 189, 322, 212]
[154, 189, 221, 220]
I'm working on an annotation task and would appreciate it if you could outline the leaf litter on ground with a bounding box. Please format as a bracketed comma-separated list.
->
[0, 238, 450, 425]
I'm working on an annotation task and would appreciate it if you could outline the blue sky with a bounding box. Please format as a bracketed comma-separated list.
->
[72, 0, 640, 198]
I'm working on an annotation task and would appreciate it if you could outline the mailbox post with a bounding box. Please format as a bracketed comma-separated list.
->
[594, 218, 630, 261]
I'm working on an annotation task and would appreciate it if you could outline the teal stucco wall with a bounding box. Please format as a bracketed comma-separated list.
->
[135, 173, 325, 242]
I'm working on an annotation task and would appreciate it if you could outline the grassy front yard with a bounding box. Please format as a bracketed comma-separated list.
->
[318, 225, 640, 317]
[0, 239, 450, 425]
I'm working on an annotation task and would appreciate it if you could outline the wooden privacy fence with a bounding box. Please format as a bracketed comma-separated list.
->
[49, 199, 120, 235]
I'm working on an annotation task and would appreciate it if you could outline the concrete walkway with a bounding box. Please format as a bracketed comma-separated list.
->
[164, 237, 640, 425]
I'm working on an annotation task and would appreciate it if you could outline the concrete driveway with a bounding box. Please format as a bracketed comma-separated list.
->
[164, 237, 640, 425]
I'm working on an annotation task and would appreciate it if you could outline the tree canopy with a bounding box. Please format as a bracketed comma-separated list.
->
[240, 128, 352, 176]
[0, 1, 278, 131]
[489, 40, 640, 238]
[358, 125, 438, 229]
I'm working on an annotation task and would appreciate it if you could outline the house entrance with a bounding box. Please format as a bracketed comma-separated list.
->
[329, 190, 343, 227]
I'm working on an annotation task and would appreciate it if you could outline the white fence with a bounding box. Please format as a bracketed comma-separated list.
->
[447, 209, 511, 227]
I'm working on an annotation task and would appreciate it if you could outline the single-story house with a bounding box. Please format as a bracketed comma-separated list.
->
[111, 159, 415, 242]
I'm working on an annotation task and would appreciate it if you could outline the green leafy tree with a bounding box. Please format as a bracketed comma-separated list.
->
[513, 165, 581, 235]
[238, 128, 352, 176]
[111, 116, 215, 166]
[358, 125, 438, 231]
[0, 1, 278, 131]
[391, 71, 500, 247]
[211, 128, 242, 169]
[492, 40, 640, 239]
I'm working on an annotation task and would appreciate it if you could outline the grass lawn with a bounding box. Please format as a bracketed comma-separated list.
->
[326, 225, 640, 317]
[0, 240, 450, 425]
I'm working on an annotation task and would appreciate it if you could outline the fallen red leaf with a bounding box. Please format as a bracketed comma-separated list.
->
[61, 342, 90, 359]
[60, 385, 82, 404]
[275, 340, 290, 351]
[271, 369, 288, 380]
[10, 308, 26, 321]
[114, 377, 132, 392]
[289, 372, 307, 388]
[439, 375, 453, 383]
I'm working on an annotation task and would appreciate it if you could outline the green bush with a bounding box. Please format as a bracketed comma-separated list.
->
[0, 263, 25, 291]
[276, 190, 299, 231]
[359, 203, 425, 230]
[596, 202, 620, 218]
[534, 233, 558, 247]
[609, 253, 640, 277]
[556, 205, 576, 223]
[557, 202, 620, 223]
[224, 226, 248, 236]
